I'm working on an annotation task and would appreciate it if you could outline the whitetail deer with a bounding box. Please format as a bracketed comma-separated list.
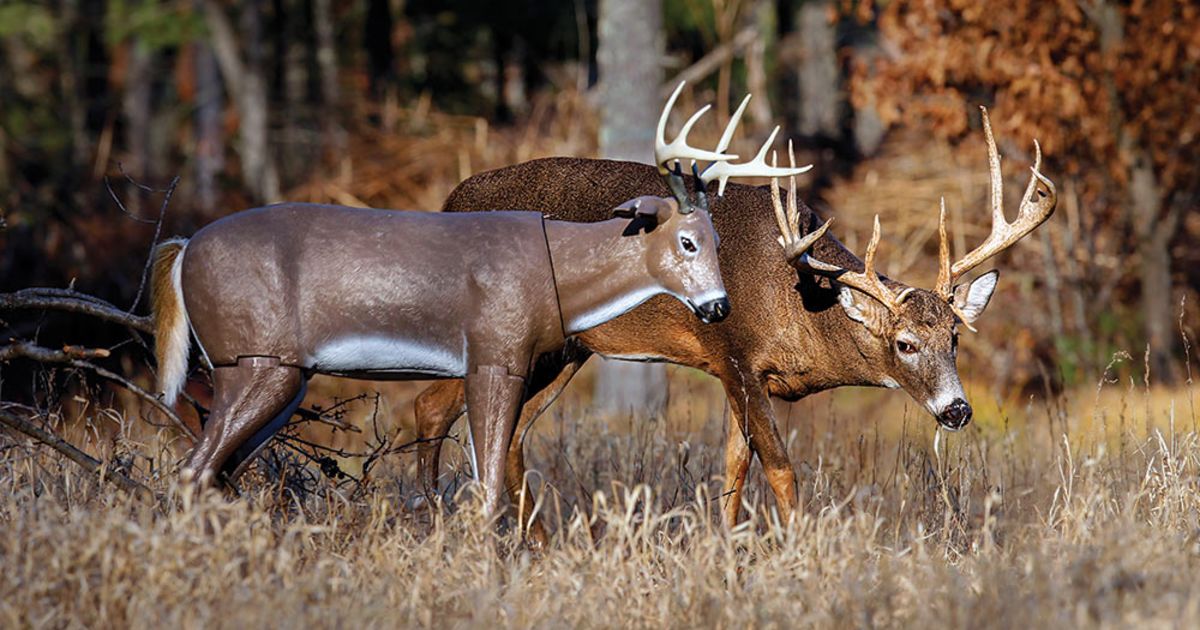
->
[412, 105, 1056, 541]
[150, 85, 803, 517]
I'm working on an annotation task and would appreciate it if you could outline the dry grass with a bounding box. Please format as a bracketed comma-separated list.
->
[3, 367, 1200, 628]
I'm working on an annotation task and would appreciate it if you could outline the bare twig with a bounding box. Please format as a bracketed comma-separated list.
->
[0, 341, 197, 441]
[0, 408, 156, 499]
[0, 288, 153, 333]
[125, 173, 179, 313]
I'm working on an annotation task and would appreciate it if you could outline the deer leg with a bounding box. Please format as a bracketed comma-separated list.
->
[717, 373, 797, 525]
[504, 357, 587, 549]
[745, 398, 798, 524]
[414, 380, 467, 498]
[464, 365, 526, 519]
[183, 357, 304, 486]
[721, 417, 753, 527]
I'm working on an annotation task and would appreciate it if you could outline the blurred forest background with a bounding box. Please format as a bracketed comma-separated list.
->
[1, 0, 1197, 418]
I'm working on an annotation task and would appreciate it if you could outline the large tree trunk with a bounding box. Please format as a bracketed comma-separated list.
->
[1130, 152, 1180, 383]
[364, 0, 394, 99]
[313, 0, 345, 164]
[202, 0, 280, 203]
[792, 0, 839, 139]
[593, 0, 668, 416]
[121, 37, 152, 213]
[192, 4, 225, 217]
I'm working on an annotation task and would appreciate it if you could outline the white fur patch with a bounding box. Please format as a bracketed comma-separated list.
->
[597, 352, 669, 363]
[309, 335, 465, 376]
[926, 375, 966, 417]
[880, 377, 900, 389]
[566, 286, 728, 334]
[566, 286, 674, 334]
[159, 240, 191, 406]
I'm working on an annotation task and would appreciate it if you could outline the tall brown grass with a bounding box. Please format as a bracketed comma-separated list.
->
[2, 361, 1199, 628]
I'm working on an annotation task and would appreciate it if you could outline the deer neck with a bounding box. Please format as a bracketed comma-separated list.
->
[544, 218, 664, 336]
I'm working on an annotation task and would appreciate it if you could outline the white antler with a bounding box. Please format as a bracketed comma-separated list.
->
[700, 98, 813, 195]
[655, 82, 738, 174]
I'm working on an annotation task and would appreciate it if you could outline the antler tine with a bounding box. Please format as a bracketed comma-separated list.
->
[788, 214, 907, 314]
[787, 140, 801, 237]
[701, 125, 814, 196]
[982, 107, 1005, 232]
[935, 198, 952, 298]
[655, 81, 738, 174]
[714, 94, 753, 155]
[771, 150, 833, 259]
[945, 107, 1058, 281]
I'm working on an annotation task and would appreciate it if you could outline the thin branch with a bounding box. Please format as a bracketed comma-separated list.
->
[0, 409, 156, 500]
[127, 174, 179, 313]
[0, 341, 197, 441]
[0, 288, 153, 333]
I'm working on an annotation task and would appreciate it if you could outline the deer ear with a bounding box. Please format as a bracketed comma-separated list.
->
[612, 196, 677, 225]
[951, 270, 999, 324]
[838, 286, 890, 336]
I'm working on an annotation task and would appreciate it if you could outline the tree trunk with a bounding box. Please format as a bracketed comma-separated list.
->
[313, 0, 345, 164]
[1130, 152, 1180, 383]
[364, 0, 394, 99]
[239, 0, 280, 202]
[593, 0, 668, 417]
[793, 0, 839, 139]
[202, 0, 280, 203]
[122, 38, 152, 213]
[744, 0, 774, 135]
[596, 0, 663, 162]
[193, 2, 224, 216]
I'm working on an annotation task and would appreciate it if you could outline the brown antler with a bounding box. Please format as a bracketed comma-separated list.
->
[771, 143, 830, 259]
[771, 145, 911, 314]
[934, 107, 1057, 298]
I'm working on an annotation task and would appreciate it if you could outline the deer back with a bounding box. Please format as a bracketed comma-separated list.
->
[442, 157, 867, 379]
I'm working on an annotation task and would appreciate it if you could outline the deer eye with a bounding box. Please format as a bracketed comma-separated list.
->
[680, 236, 697, 253]
[896, 339, 919, 355]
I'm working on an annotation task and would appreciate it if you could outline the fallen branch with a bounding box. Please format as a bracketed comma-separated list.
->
[0, 341, 197, 441]
[0, 408, 156, 500]
[0, 288, 153, 333]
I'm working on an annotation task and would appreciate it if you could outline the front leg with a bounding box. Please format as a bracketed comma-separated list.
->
[717, 370, 797, 525]
[464, 364, 526, 518]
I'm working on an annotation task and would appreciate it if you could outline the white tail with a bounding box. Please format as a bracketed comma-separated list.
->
[151, 238, 191, 405]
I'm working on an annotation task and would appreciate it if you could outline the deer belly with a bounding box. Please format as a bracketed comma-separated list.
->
[306, 334, 465, 378]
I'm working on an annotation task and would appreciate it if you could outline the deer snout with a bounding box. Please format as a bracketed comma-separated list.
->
[937, 398, 972, 431]
[695, 297, 730, 323]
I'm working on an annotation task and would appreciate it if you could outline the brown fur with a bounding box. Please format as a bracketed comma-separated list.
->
[419, 156, 993, 527]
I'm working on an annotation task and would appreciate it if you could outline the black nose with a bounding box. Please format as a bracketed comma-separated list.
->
[938, 398, 972, 430]
[696, 297, 730, 323]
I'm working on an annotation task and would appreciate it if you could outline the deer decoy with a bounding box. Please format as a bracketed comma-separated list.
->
[413, 104, 1056, 540]
[151, 85, 805, 518]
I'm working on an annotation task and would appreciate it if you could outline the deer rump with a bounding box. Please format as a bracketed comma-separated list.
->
[179, 203, 562, 378]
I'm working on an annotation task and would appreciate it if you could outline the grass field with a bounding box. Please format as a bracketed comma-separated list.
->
[2, 360, 1200, 628]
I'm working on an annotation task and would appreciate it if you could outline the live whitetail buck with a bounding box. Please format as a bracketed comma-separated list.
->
[414, 105, 1056, 543]
[151, 84, 807, 517]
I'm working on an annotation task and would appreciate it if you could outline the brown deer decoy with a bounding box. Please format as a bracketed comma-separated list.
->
[413, 105, 1056, 540]
[149, 86, 802, 517]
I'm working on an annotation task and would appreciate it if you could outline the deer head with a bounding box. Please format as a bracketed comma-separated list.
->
[610, 81, 810, 325]
[776, 108, 1056, 430]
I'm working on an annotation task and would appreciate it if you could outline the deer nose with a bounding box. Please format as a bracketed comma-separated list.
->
[696, 297, 730, 323]
[938, 398, 972, 430]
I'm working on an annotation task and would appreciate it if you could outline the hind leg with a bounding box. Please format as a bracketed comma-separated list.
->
[414, 380, 467, 498]
[183, 356, 304, 486]
[506, 357, 586, 548]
